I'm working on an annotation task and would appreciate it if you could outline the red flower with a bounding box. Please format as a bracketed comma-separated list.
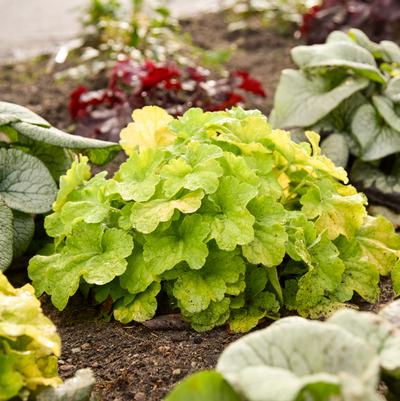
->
[232, 71, 267, 97]
[69, 86, 89, 119]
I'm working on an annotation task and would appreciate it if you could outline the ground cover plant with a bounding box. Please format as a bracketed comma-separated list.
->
[301, 0, 400, 44]
[27, 105, 400, 333]
[69, 59, 266, 142]
[166, 302, 400, 401]
[0, 272, 96, 401]
[0, 102, 120, 271]
[271, 29, 400, 212]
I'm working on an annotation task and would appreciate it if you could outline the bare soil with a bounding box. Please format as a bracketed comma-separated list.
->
[0, 11, 395, 401]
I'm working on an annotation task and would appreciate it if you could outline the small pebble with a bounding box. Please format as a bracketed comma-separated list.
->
[59, 364, 74, 372]
[91, 361, 99, 368]
[172, 368, 181, 376]
[58, 359, 65, 365]
[71, 347, 81, 353]
[193, 336, 203, 344]
[191, 361, 197, 368]
[81, 343, 91, 350]
[134, 392, 146, 401]
[158, 345, 170, 353]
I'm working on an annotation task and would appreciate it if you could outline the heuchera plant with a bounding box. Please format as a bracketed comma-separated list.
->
[166, 303, 400, 401]
[300, 0, 400, 44]
[271, 29, 400, 212]
[0, 102, 120, 271]
[28, 106, 400, 333]
[69, 59, 266, 142]
[0, 272, 61, 399]
[0, 272, 96, 401]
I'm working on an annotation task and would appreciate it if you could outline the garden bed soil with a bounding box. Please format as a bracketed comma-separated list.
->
[0, 11, 396, 401]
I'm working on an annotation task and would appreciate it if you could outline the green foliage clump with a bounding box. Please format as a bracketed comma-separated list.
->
[0, 272, 61, 400]
[271, 29, 400, 211]
[226, 0, 318, 35]
[166, 303, 400, 401]
[29, 106, 400, 332]
[0, 102, 120, 271]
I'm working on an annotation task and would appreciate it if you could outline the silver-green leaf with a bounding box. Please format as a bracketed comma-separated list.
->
[217, 317, 381, 401]
[0, 101, 49, 126]
[320, 133, 350, 168]
[351, 103, 400, 161]
[0, 148, 57, 213]
[291, 41, 386, 83]
[12, 211, 35, 258]
[0, 199, 13, 271]
[270, 69, 368, 129]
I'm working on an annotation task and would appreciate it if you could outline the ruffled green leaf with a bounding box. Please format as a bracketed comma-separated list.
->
[143, 214, 210, 274]
[392, 261, 400, 295]
[28, 222, 133, 310]
[52, 155, 91, 212]
[161, 143, 223, 197]
[301, 178, 367, 240]
[106, 148, 164, 201]
[119, 249, 158, 295]
[173, 250, 245, 314]
[334, 236, 380, 303]
[0, 273, 61, 399]
[182, 298, 231, 332]
[114, 282, 161, 323]
[123, 189, 204, 234]
[45, 172, 110, 238]
[296, 232, 345, 312]
[356, 215, 400, 275]
[202, 176, 257, 251]
[242, 196, 287, 267]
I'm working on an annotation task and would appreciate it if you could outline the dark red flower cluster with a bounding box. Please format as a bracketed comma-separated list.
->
[300, 0, 400, 44]
[69, 59, 266, 142]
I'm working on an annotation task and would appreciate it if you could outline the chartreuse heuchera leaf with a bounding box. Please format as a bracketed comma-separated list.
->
[0, 272, 61, 400]
[28, 106, 400, 332]
[271, 29, 400, 212]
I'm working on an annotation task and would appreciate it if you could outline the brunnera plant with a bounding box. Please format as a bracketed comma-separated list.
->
[270, 29, 400, 213]
[28, 106, 400, 333]
[0, 101, 120, 271]
[166, 303, 400, 401]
